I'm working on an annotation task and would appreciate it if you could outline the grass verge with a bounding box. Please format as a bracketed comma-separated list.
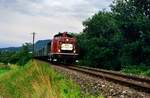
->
[0, 60, 104, 98]
[121, 65, 150, 77]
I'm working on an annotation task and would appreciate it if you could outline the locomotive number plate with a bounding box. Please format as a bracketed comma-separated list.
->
[61, 44, 73, 50]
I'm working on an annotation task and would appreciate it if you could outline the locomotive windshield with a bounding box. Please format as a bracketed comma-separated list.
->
[54, 32, 73, 38]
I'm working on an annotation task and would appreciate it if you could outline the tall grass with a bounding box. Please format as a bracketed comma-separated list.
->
[0, 60, 104, 98]
[0, 64, 11, 75]
[0, 60, 79, 98]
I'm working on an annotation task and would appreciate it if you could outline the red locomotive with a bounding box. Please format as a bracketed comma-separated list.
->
[35, 32, 78, 63]
[50, 32, 78, 63]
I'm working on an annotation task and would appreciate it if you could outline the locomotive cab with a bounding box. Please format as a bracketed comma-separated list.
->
[50, 32, 78, 63]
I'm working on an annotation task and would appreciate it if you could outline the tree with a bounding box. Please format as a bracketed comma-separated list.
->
[111, 0, 150, 66]
[17, 43, 32, 66]
[76, 0, 150, 70]
[133, 0, 150, 18]
[83, 11, 118, 39]
[77, 11, 122, 70]
[111, 0, 150, 42]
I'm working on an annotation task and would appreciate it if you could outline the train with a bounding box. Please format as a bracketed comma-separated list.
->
[35, 32, 79, 63]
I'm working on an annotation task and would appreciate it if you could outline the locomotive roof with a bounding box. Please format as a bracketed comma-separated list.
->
[54, 32, 73, 38]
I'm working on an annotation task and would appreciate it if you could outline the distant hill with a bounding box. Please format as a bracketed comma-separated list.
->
[0, 39, 51, 52]
[0, 47, 21, 52]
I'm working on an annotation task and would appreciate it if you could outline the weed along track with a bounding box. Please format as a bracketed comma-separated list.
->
[51, 63, 150, 98]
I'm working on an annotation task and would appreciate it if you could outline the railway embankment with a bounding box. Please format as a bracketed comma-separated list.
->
[0, 60, 104, 98]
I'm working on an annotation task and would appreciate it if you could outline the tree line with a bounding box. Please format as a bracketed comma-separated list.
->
[0, 43, 32, 66]
[76, 0, 150, 70]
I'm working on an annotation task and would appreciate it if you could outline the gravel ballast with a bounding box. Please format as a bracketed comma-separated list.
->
[52, 65, 150, 98]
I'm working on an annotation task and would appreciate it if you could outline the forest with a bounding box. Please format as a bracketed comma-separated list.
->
[76, 0, 150, 72]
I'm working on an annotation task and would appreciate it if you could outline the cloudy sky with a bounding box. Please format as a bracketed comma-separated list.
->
[0, 0, 113, 48]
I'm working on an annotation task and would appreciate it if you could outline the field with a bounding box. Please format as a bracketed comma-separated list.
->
[0, 60, 103, 98]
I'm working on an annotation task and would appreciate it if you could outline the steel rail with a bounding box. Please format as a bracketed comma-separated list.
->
[54, 65, 150, 93]
[76, 66, 150, 83]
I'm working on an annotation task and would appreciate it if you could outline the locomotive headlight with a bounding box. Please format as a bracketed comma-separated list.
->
[73, 50, 76, 53]
[58, 49, 61, 52]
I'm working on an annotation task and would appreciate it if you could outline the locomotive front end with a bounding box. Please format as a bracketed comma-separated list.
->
[50, 32, 78, 63]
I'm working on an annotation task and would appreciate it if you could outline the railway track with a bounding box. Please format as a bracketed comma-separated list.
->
[52, 64, 150, 93]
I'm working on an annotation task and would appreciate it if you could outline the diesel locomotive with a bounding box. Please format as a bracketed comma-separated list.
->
[35, 32, 79, 63]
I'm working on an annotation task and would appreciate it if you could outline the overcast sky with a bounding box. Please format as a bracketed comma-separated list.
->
[0, 0, 113, 48]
